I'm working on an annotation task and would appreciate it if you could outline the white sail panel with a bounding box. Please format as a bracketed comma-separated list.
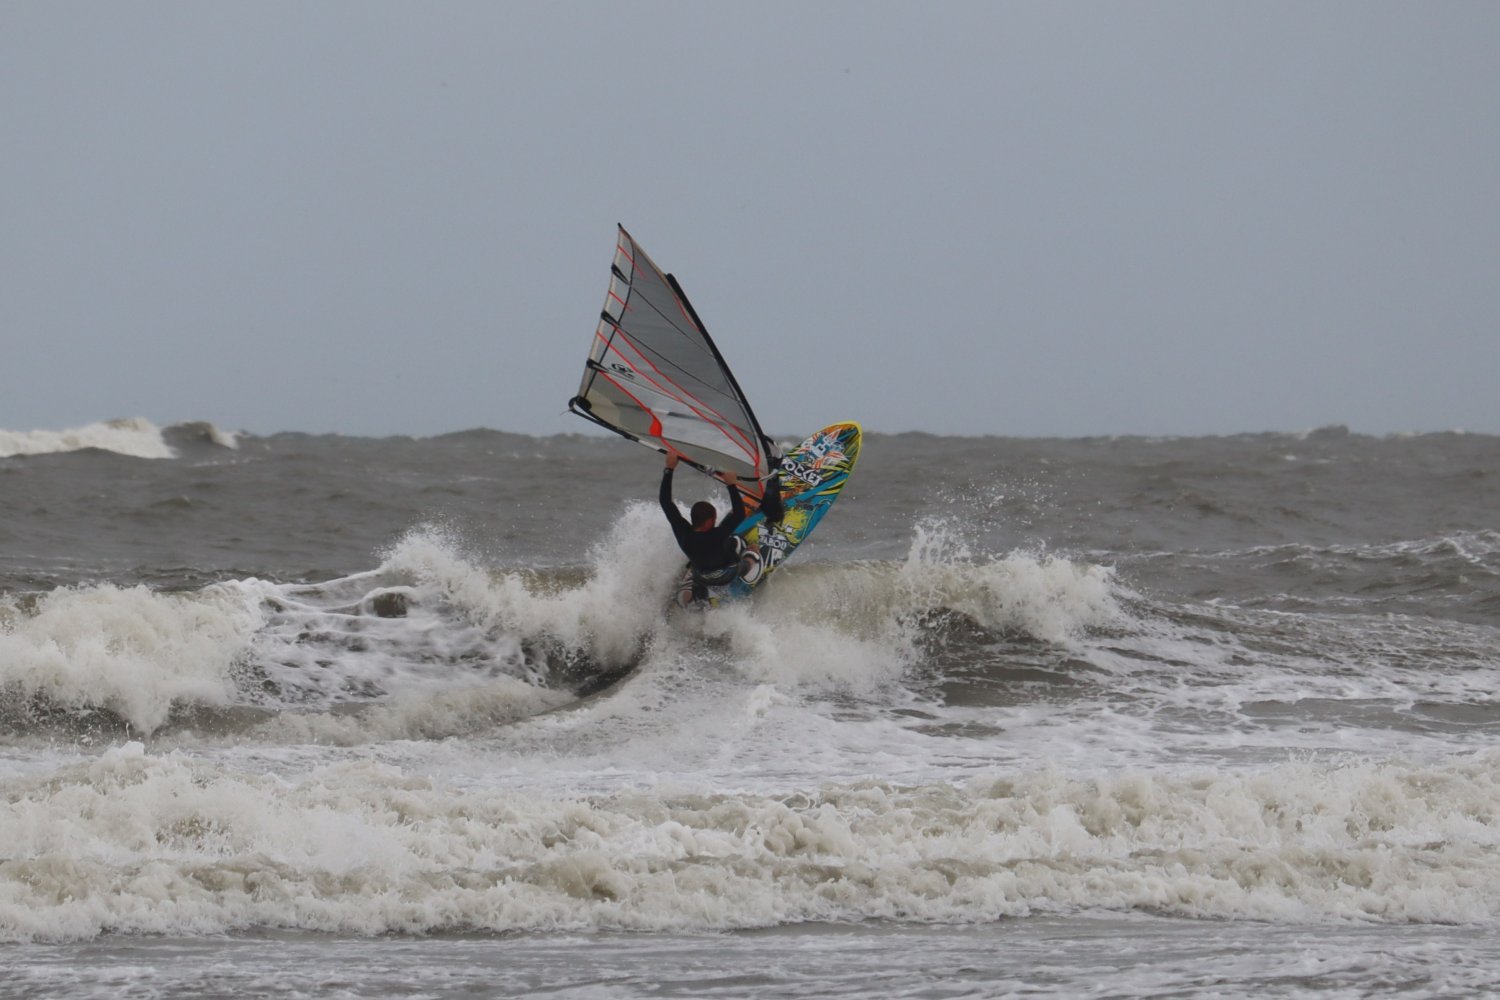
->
[570, 226, 774, 489]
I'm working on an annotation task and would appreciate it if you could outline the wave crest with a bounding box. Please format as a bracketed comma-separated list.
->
[0, 418, 239, 459]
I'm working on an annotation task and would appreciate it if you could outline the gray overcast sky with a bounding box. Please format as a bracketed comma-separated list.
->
[3, 1, 1497, 438]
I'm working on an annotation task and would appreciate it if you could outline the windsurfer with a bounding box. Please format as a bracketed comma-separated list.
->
[661, 453, 748, 601]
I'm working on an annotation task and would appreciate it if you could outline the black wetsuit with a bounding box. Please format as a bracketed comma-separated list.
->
[660, 468, 747, 575]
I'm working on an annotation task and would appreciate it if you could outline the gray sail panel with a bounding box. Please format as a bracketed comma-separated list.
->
[571, 226, 771, 484]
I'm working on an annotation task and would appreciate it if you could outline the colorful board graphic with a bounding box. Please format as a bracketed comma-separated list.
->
[674, 422, 862, 608]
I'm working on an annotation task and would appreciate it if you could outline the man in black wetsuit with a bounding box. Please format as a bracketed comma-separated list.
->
[661, 453, 748, 601]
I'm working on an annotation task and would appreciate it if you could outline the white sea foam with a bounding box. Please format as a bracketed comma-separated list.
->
[0, 417, 178, 459]
[3, 743, 1499, 942]
[238, 677, 573, 746]
[0, 584, 264, 734]
[1104, 598, 1500, 709]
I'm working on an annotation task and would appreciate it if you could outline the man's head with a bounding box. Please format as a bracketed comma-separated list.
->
[690, 501, 717, 530]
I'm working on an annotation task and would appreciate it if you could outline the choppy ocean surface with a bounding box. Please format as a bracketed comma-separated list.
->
[3, 417, 1499, 998]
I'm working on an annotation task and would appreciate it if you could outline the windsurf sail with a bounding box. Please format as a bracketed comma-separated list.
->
[569, 226, 778, 494]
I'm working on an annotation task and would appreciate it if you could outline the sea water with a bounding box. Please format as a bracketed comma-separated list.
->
[2, 420, 1498, 997]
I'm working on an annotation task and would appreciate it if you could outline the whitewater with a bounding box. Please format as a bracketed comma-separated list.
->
[2, 419, 1499, 997]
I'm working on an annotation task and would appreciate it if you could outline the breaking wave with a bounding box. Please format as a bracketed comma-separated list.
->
[0, 510, 1123, 740]
[3, 743, 1498, 942]
[0, 417, 238, 459]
